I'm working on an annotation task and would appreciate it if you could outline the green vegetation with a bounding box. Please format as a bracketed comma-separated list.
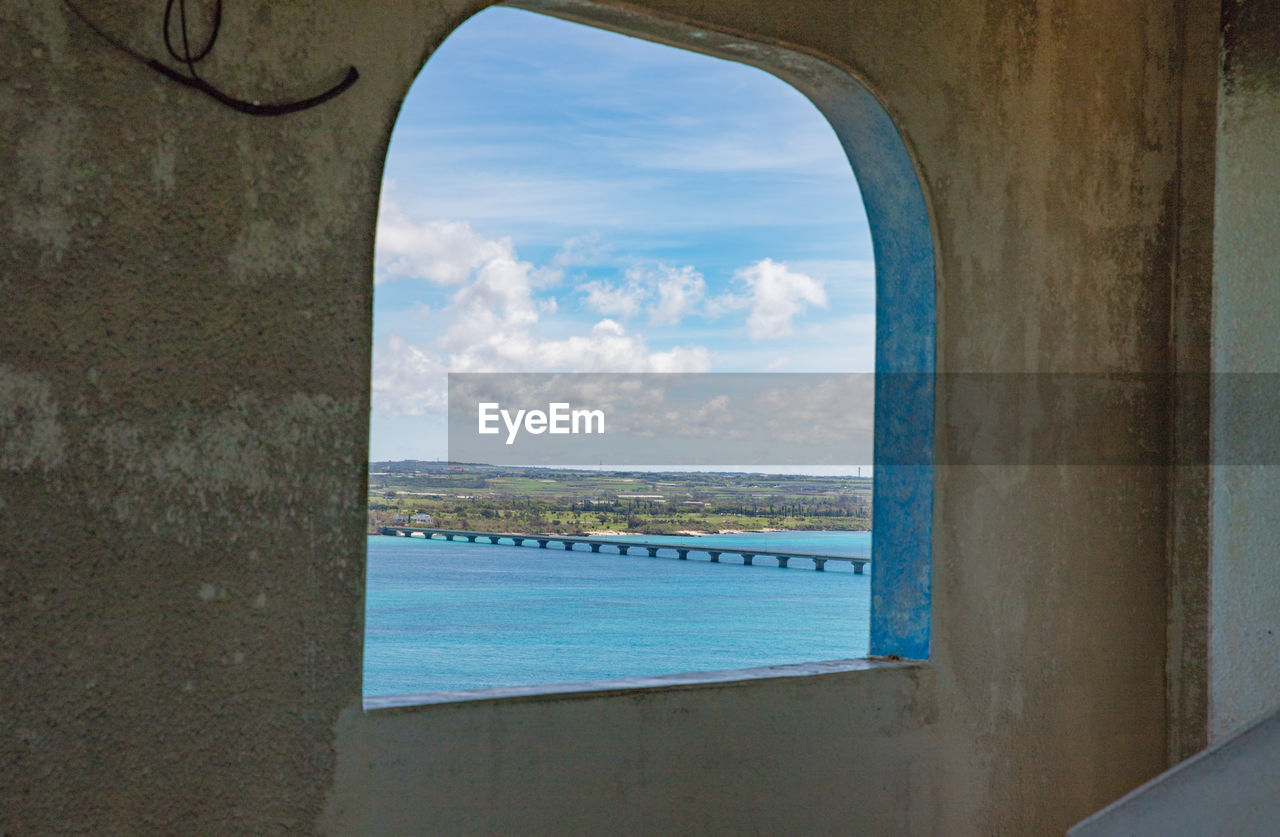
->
[368, 461, 871, 535]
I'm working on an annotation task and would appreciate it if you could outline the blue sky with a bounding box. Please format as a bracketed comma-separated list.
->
[370, 7, 874, 461]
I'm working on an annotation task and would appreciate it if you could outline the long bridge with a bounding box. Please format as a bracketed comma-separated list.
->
[377, 527, 869, 573]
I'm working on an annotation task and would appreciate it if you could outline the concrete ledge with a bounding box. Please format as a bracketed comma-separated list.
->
[364, 657, 922, 711]
[1070, 708, 1280, 836]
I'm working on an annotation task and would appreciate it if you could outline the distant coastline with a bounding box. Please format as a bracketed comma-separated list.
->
[377, 526, 787, 538]
[368, 461, 871, 536]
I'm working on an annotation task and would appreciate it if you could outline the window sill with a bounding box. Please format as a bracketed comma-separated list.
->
[363, 657, 924, 712]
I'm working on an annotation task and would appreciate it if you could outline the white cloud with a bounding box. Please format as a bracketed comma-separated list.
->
[645, 344, 713, 372]
[371, 220, 712, 416]
[581, 278, 646, 319]
[371, 335, 448, 417]
[704, 289, 751, 319]
[647, 265, 705, 326]
[529, 265, 564, 290]
[579, 263, 705, 326]
[714, 258, 827, 339]
[444, 255, 542, 338]
[445, 318, 711, 374]
[375, 196, 512, 284]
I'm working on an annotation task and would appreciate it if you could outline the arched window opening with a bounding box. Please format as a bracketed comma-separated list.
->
[364, 4, 934, 703]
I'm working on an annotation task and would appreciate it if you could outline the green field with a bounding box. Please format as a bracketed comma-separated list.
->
[368, 461, 871, 535]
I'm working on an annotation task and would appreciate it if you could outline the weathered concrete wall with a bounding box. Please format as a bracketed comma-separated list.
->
[0, 0, 390, 829]
[327, 662, 938, 835]
[1210, 0, 1280, 742]
[1166, 0, 1219, 766]
[0, 0, 1216, 833]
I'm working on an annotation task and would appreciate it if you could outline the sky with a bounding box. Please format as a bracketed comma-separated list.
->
[369, 7, 874, 463]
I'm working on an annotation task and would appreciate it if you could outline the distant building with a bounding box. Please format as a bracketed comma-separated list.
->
[410, 512, 433, 524]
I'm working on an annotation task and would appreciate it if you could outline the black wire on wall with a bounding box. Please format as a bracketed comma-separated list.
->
[62, 0, 359, 116]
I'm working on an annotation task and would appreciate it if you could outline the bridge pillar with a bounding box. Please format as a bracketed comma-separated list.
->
[486, 536, 498, 544]
[741, 553, 755, 566]
[467, 535, 478, 542]
[562, 541, 574, 551]
[537, 539, 549, 549]
[708, 551, 720, 563]
[853, 561, 865, 574]
[677, 549, 688, 560]
[646, 547, 659, 557]
[776, 556, 790, 568]
[813, 559, 827, 571]
[590, 543, 601, 552]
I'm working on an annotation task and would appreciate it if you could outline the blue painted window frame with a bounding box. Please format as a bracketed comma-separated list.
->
[811, 80, 937, 659]
[857, 94, 935, 659]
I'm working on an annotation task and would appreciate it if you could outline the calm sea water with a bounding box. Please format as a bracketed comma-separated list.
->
[363, 530, 871, 696]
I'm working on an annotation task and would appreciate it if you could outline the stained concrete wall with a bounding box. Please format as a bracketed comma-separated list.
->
[1210, 0, 1280, 743]
[0, 0, 1220, 833]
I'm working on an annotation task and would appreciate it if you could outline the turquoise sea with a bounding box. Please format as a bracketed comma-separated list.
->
[363, 530, 871, 696]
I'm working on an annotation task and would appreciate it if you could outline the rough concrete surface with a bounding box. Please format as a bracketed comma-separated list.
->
[1210, 0, 1280, 743]
[0, 0, 1252, 833]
